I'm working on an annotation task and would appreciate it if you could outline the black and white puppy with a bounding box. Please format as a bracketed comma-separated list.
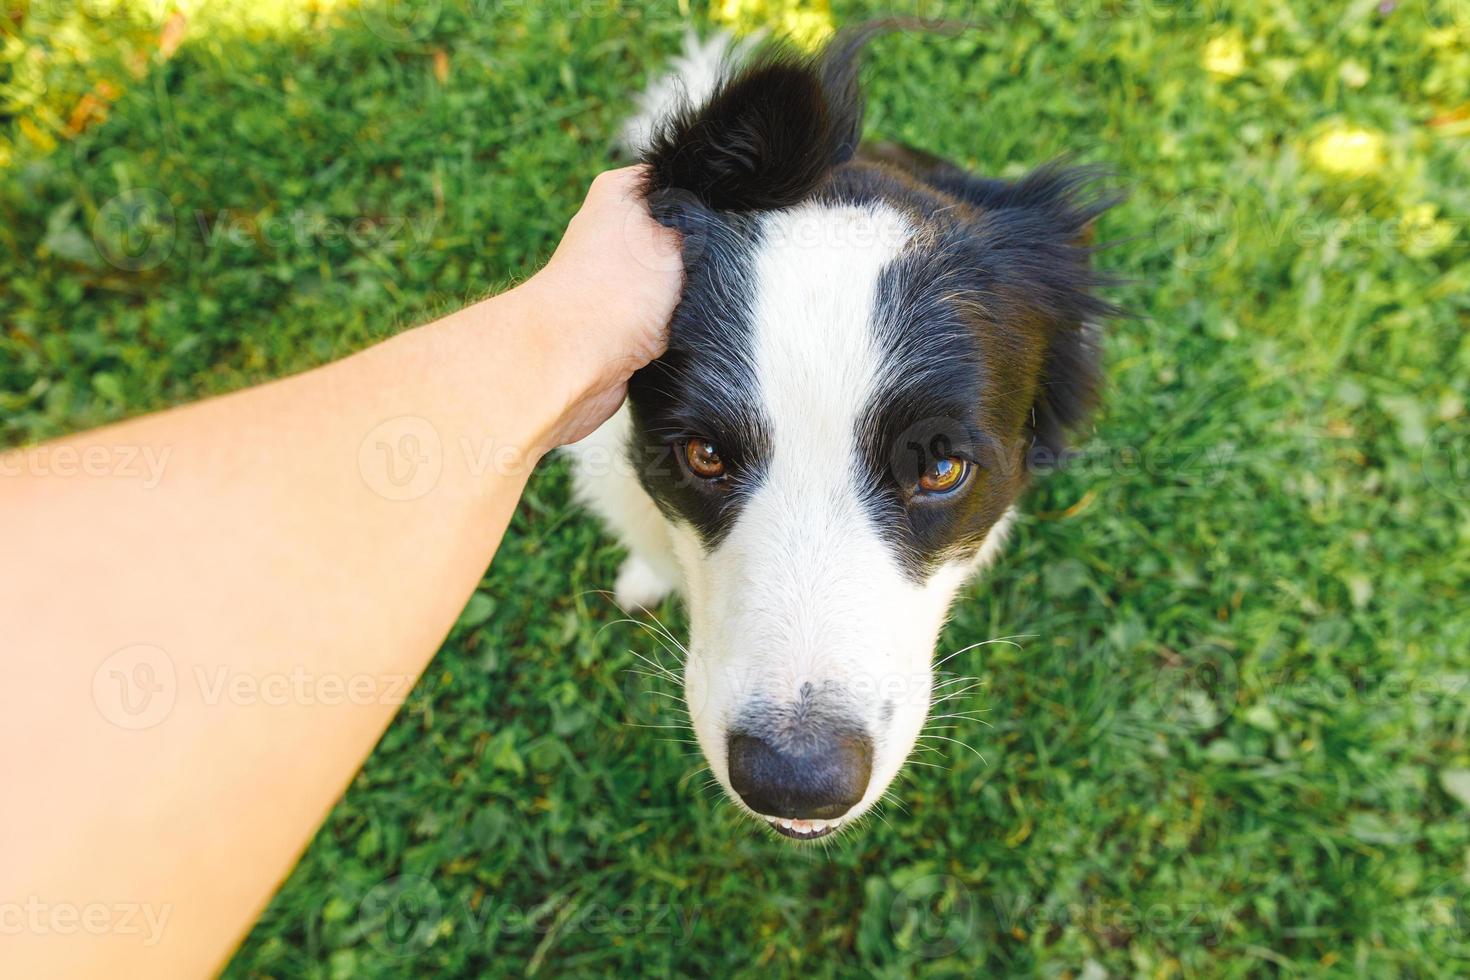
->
[568, 26, 1118, 840]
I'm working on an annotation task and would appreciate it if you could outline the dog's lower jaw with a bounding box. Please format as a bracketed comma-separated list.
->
[766, 816, 839, 840]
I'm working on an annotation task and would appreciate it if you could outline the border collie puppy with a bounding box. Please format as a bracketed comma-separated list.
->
[567, 25, 1118, 840]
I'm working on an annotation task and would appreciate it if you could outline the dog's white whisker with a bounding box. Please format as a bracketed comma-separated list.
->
[622, 666, 681, 685]
[613, 603, 691, 664]
[623, 648, 680, 684]
[677, 763, 712, 788]
[608, 620, 687, 671]
[931, 634, 1030, 671]
[880, 790, 910, 814]
[929, 685, 986, 705]
[903, 759, 949, 771]
[931, 674, 987, 688]
[919, 733, 989, 765]
[638, 609, 691, 658]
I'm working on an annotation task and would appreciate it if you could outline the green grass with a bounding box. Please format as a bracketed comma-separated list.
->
[5, 0, 1469, 974]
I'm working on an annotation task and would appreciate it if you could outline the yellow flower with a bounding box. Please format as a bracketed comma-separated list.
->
[780, 8, 835, 49]
[1309, 125, 1386, 178]
[715, 0, 760, 22]
[1425, 27, 1460, 49]
[1400, 202, 1457, 258]
[1338, 59, 1369, 89]
[1202, 31, 1246, 78]
[18, 115, 57, 154]
[712, 0, 834, 51]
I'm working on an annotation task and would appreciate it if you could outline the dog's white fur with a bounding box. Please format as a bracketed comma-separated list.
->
[569, 32, 1016, 831]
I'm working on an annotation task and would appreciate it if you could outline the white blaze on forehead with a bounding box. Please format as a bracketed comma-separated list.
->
[695, 201, 922, 676]
[747, 202, 915, 479]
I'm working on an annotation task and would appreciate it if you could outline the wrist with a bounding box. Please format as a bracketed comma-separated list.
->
[478, 284, 576, 460]
[502, 273, 640, 445]
[382, 289, 564, 486]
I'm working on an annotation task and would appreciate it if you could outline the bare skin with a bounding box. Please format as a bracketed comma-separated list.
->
[0, 167, 681, 978]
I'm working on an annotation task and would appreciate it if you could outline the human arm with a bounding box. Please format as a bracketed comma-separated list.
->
[0, 167, 680, 977]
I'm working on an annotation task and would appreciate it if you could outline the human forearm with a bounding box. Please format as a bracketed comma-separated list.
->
[0, 166, 680, 978]
[0, 285, 572, 977]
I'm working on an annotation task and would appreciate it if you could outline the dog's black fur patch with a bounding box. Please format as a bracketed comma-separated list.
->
[626, 209, 772, 546]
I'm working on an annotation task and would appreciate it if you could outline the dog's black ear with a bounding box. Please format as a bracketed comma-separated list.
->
[639, 21, 933, 212]
[992, 165, 1121, 456]
[943, 162, 1124, 455]
[639, 52, 861, 212]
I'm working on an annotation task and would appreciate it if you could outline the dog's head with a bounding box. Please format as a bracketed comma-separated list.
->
[626, 27, 1118, 839]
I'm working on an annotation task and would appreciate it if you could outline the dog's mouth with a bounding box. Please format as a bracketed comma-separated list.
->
[765, 817, 841, 840]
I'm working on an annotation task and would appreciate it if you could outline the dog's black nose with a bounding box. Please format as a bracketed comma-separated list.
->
[726, 730, 872, 819]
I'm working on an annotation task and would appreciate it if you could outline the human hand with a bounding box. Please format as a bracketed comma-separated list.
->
[517, 166, 684, 447]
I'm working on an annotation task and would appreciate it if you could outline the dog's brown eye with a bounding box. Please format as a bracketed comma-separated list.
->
[684, 439, 725, 479]
[918, 457, 968, 494]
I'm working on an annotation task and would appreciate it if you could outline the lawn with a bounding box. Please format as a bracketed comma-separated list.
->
[4, 0, 1469, 974]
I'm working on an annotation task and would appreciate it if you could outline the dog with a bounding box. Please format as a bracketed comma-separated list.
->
[567, 24, 1118, 840]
